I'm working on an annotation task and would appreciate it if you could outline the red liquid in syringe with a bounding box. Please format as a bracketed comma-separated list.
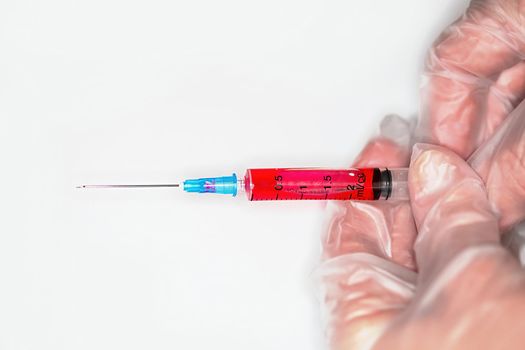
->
[244, 168, 387, 201]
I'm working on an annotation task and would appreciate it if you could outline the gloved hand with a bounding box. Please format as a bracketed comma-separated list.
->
[420, 0, 525, 230]
[318, 143, 525, 350]
[316, 0, 525, 349]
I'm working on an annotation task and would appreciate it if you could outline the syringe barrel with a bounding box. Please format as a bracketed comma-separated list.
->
[387, 168, 409, 201]
[243, 168, 408, 201]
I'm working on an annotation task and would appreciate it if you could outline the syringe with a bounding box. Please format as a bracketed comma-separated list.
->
[78, 168, 409, 201]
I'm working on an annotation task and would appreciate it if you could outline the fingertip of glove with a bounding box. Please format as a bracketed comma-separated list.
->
[379, 114, 414, 147]
[353, 115, 412, 168]
[409, 143, 487, 225]
[409, 144, 459, 193]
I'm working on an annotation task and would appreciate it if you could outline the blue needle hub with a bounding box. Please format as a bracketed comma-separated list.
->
[183, 174, 238, 196]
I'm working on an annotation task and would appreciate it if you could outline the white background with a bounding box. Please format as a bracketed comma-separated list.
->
[0, 1, 469, 349]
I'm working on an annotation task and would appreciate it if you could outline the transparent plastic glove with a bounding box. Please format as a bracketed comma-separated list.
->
[469, 99, 525, 230]
[318, 96, 525, 350]
[317, 145, 525, 350]
[420, 0, 525, 231]
[419, 0, 525, 159]
[317, 0, 525, 348]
